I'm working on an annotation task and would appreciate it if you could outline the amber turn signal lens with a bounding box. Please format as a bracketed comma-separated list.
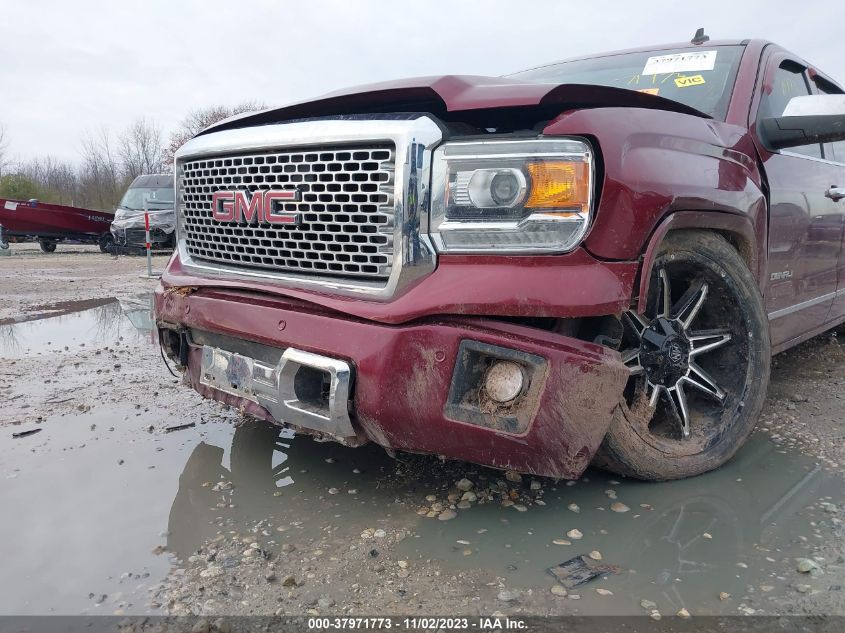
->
[525, 161, 590, 211]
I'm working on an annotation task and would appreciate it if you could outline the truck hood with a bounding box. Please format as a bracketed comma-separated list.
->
[201, 74, 709, 135]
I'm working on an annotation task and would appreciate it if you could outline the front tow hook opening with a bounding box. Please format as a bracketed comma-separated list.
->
[277, 348, 354, 437]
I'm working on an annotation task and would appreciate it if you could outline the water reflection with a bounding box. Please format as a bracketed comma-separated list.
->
[167, 424, 296, 559]
[0, 404, 839, 616]
[401, 432, 834, 614]
[165, 420, 841, 615]
[0, 322, 21, 355]
[166, 420, 396, 562]
[118, 295, 156, 339]
[0, 293, 156, 357]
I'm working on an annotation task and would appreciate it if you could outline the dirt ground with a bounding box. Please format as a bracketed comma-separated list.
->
[1, 242, 843, 620]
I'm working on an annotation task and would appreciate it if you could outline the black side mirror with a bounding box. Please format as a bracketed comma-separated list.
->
[759, 94, 845, 151]
[760, 115, 845, 151]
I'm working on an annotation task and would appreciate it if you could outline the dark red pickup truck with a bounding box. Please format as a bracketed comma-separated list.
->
[155, 36, 845, 481]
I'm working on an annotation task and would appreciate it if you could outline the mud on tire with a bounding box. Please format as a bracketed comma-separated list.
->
[594, 230, 770, 481]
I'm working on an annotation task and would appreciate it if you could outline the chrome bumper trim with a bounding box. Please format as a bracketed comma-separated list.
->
[200, 345, 355, 439]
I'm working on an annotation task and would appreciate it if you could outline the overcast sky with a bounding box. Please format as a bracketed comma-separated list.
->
[1, 0, 841, 164]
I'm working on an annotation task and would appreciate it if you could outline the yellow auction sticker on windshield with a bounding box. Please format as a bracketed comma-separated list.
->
[675, 74, 706, 88]
[637, 88, 660, 95]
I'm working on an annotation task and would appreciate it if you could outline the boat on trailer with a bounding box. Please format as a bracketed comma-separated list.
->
[0, 198, 114, 253]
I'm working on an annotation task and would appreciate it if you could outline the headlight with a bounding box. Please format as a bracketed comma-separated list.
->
[430, 138, 593, 253]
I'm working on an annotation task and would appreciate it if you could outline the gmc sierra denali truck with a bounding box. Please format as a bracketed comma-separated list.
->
[155, 35, 845, 481]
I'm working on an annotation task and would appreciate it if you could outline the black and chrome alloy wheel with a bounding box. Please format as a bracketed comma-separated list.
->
[622, 268, 732, 439]
[596, 231, 771, 481]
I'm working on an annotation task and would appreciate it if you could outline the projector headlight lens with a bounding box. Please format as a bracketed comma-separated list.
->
[430, 138, 594, 253]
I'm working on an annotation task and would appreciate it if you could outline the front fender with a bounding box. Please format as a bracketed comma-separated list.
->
[635, 211, 763, 312]
[541, 107, 767, 270]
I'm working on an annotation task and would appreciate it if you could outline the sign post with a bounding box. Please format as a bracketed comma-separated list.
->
[143, 198, 152, 278]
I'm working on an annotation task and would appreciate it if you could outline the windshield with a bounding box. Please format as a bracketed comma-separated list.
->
[509, 45, 745, 119]
[119, 186, 174, 211]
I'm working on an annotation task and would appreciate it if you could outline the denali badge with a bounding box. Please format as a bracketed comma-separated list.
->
[211, 189, 302, 225]
[770, 269, 793, 281]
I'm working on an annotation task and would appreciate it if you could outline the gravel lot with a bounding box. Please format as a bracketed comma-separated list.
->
[0, 243, 843, 619]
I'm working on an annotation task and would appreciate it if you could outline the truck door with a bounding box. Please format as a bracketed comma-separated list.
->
[753, 57, 845, 347]
[813, 75, 845, 322]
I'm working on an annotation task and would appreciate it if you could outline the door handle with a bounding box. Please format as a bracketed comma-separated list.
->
[826, 186, 845, 202]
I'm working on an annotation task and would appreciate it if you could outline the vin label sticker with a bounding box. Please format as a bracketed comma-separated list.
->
[643, 50, 717, 75]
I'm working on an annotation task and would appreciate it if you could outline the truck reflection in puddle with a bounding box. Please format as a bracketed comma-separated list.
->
[166, 419, 841, 615]
[166, 421, 396, 562]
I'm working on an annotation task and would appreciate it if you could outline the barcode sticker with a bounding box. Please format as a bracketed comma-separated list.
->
[643, 50, 717, 75]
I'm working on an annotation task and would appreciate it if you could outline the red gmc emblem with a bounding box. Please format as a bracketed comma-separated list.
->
[211, 190, 301, 225]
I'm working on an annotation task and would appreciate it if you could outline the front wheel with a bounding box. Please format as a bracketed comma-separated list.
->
[595, 230, 770, 481]
[99, 233, 115, 253]
[38, 239, 57, 253]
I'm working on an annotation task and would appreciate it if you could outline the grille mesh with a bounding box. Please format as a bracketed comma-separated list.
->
[179, 145, 395, 279]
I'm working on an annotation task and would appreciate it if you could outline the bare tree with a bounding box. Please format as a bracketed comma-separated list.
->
[0, 122, 9, 177]
[17, 156, 79, 205]
[1, 102, 267, 211]
[79, 127, 124, 210]
[73, 119, 165, 210]
[118, 117, 165, 179]
[165, 101, 266, 165]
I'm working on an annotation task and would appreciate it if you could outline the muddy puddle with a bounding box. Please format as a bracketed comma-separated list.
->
[1, 402, 840, 615]
[401, 431, 842, 614]
[0, 294, 156, 358]
[1, 296, 841, 614]
[0, 412, 234, 614]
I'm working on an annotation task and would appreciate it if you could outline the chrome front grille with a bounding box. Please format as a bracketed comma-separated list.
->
[179, 145, 395, 279]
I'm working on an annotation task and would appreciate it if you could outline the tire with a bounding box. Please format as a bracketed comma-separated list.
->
[38, 239, 57, 253]
[595, 230, 770, 481]
[99, 233, 115, 253]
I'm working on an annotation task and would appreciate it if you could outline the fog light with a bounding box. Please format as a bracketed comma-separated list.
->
[484, 361, 526, 404]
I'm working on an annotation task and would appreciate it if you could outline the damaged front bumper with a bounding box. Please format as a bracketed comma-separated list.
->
[155, 286, 629, 479]
[111, 210, 176, 248]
